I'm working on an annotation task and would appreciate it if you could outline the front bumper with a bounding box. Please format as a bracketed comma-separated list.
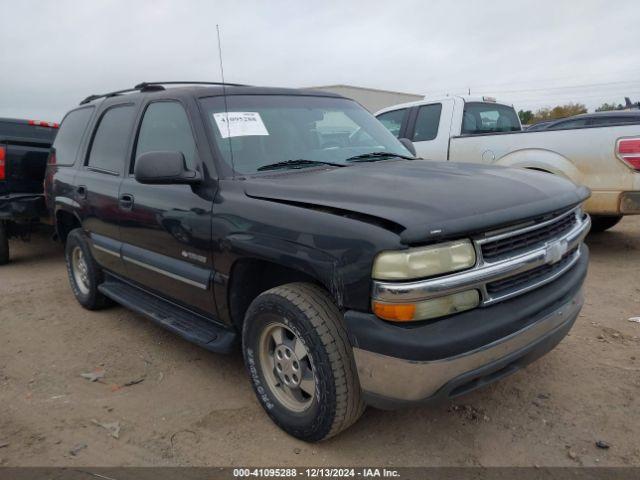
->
[345, 245, 588, 409]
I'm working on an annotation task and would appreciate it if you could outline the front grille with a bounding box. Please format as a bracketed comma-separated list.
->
[481, 210, 577, 261]
[486, 247, 578, 295]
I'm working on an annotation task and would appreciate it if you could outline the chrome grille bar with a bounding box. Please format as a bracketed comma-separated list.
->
[372, 208, 590, 306]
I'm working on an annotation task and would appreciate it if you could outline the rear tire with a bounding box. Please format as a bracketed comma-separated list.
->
[0, 222, 9, 265]
[590, 215, 622, 232]
[242, 282, 364, 442]
[64, 228, 111, 310]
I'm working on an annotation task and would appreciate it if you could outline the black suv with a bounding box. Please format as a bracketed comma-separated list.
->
[46, 82, 591, 441]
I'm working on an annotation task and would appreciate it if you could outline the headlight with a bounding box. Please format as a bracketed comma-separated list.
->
[373, 290, 480, 322]
[372, 239, 476, 280]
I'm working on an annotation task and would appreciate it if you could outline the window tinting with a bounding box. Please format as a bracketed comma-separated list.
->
[549, 118, 589, 130]
[591, 116, 640, 126]
[412, 104, 442, 142]
[51, 108, 94, 166]
[462, 102, 521, 134]
[376, 109, 406, 137]
[134, 102, 197, 172]
[87, 105, 136, 173]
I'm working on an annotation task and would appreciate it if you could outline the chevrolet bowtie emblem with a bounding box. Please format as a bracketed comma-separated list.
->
[545, 239, 568, 264]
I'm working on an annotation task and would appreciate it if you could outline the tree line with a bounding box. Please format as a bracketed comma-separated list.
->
[518, 99, 640, 125]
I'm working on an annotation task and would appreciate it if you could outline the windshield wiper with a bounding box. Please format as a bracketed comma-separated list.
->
[345, 151, 415, 162]
[257, 159, 345, 171]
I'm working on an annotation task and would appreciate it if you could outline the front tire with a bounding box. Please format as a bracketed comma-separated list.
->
[0, 222, 9, 265]
[590, 215, 622, 232]
[242, 283, 364, 442]
[64, 229, 111, 310]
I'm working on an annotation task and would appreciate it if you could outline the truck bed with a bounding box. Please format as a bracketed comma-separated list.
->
[448, 123, 640, 215]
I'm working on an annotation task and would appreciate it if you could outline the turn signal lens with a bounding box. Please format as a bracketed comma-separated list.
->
[372, 239, 476, 280]
[372, 302, 416, 322]
[373, 290, 480, 322]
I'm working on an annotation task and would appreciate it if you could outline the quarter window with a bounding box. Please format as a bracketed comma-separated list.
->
[134, 102, 197, 172]
[52, 107, 94, 166]
[376, 109, 406, 137]
[412, 104, 442, 142]
[87, 105, 136, 173]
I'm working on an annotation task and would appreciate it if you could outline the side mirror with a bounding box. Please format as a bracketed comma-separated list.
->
[398, 138, 417, 156]
[134, 151, 201, 185]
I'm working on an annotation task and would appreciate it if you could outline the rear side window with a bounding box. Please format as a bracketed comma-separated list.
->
[87, 105, 136, 174]
[412, 103, 442, 142]
[52, 107, 94, 166]
[548, 118, 589, 130]
[590, 116, 640, 126]
[462, 102, 521, 135]
[376, 109, 406, 137]
[133, 102, 197, 172]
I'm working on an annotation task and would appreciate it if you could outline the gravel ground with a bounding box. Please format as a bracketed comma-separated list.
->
[0, 218, 639, 467]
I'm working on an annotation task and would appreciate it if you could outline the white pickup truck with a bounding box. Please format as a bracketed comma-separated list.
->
[375, 96, 640, 231]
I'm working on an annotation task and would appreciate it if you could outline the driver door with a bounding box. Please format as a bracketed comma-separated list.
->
[118, 99, 217, 316]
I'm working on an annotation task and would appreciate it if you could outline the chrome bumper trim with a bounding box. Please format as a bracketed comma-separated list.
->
[372, 212, 590, 306]
[354, 289, 583, 403]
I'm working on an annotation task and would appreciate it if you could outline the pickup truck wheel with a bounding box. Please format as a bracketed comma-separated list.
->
[65, 229, 111, 310]
[242, 282, 364, 442]
[590, 215, 622, 232]
[0, 222, 9, 265]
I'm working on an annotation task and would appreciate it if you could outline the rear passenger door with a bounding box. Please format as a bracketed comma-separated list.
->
[75, 103, 137, 275]
[118, 99, 216, 315]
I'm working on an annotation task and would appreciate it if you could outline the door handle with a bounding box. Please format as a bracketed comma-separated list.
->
[77, 185, 87, 199]
[119, 193, 134, 210]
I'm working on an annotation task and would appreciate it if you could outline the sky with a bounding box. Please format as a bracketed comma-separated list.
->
[1, 0, 639, 121]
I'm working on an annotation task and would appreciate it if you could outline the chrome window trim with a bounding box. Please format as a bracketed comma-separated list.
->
[372, 210, 590, 306]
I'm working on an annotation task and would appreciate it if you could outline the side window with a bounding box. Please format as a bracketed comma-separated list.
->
[376, 109, 406, 138]
[462, 103, 521, 134]
[590, 116, 640, 126]
[52, 107, 94, 166]
[87, 105, 136, 174]
[549, 118, 588, 130]
[134, 102, 197, 172]
[412, 104, 442, 142]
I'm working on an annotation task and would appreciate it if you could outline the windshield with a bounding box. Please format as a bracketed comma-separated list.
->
[461, 102, 521, 134]
[199, 95, 411, 174]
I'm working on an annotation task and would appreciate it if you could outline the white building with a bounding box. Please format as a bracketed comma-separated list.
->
[309, 84, 424, 113]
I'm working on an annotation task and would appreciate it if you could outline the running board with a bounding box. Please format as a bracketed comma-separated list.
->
[98, 276, 237, 353]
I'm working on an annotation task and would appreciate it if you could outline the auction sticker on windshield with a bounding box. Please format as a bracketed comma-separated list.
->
[214, 112, 269, 138]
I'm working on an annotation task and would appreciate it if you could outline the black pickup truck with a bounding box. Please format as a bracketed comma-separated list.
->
[45, 82, 591, 441]
[0, 118, 58, 264]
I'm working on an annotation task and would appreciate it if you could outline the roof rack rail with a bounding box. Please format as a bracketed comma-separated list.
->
[79, 81, 247, 105]
[134, 81, 248, 89]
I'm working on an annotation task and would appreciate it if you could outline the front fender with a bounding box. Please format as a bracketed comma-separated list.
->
[224, 232, 345, 305]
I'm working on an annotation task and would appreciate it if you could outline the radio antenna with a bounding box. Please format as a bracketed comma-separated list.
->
[216, 24, 236, 177]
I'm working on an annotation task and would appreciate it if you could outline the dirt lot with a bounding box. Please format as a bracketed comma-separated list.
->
[1, 218, 639, 467]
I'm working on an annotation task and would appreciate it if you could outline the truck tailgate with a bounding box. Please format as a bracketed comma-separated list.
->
[0, 141, 52, 196]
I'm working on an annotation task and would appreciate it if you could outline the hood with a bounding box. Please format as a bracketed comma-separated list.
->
[243, 160, 590, 244]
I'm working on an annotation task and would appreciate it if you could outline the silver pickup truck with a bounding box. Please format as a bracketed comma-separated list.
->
[376, 96, 640, 231]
